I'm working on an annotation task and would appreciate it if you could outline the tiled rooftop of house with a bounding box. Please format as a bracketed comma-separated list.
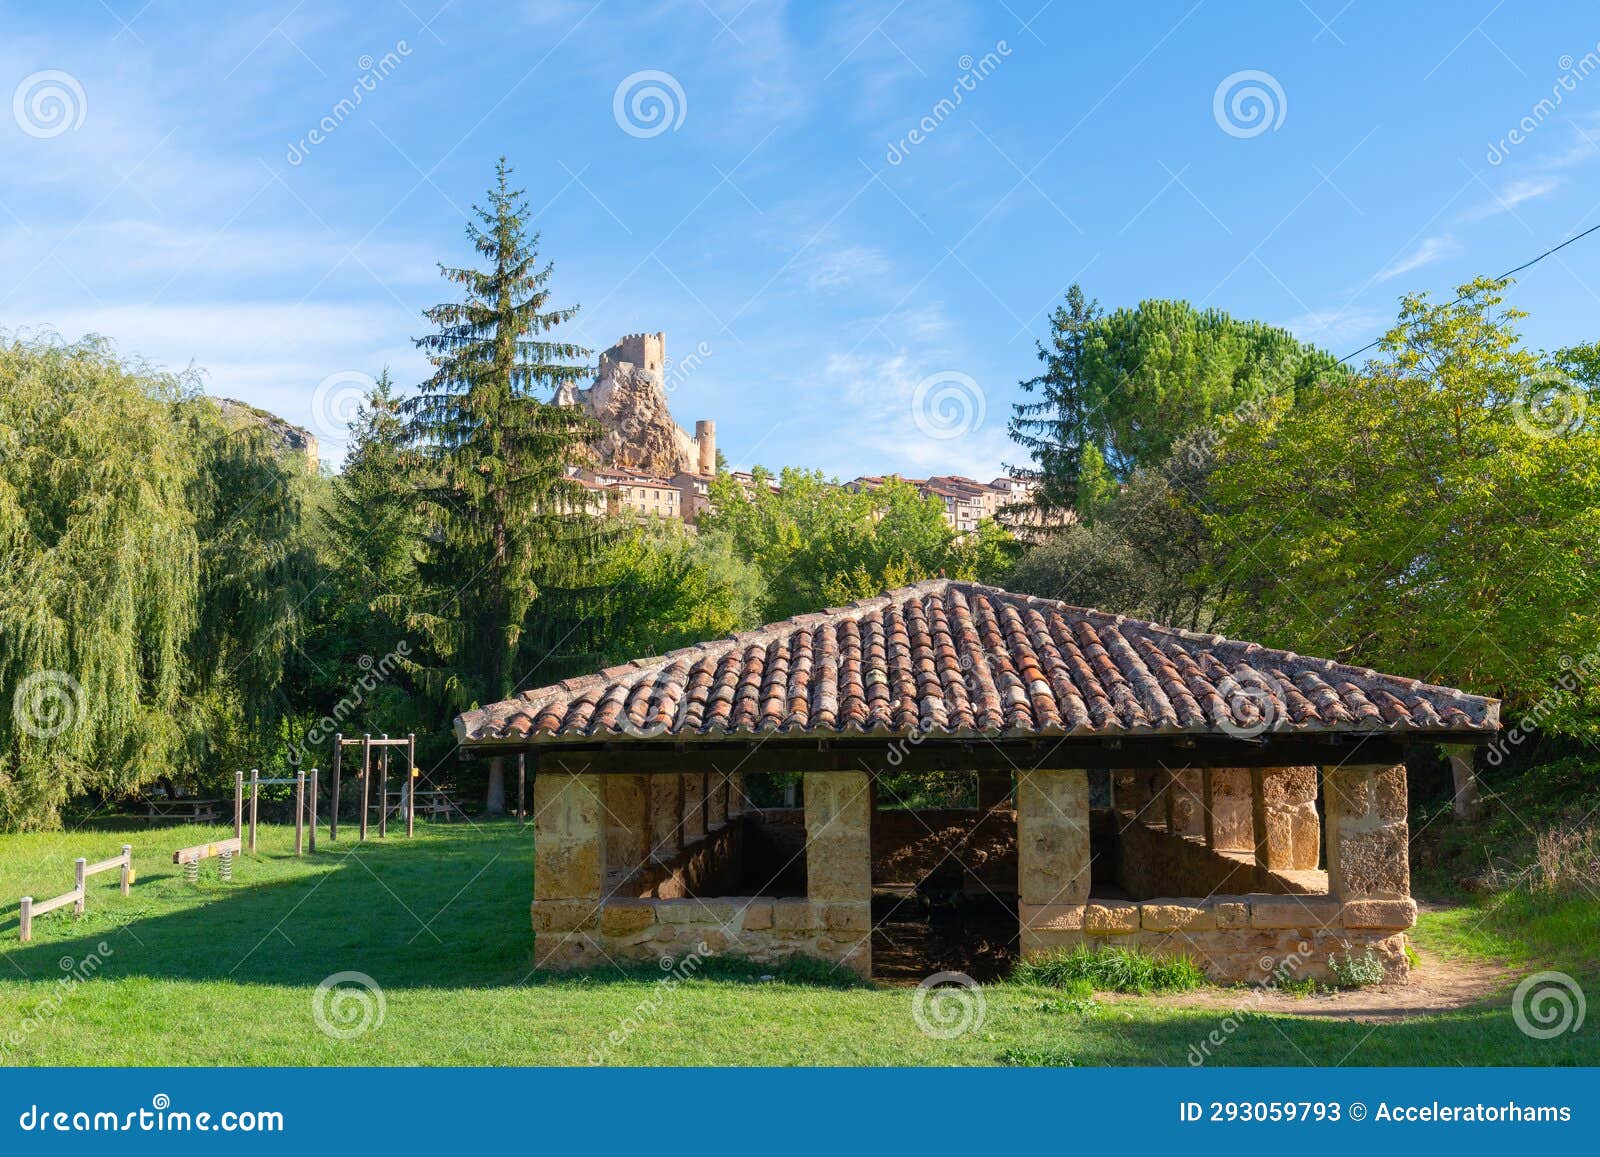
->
[456, 580, 1499, 745]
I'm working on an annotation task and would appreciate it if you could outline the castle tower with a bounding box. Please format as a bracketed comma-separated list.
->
[603, 332, 666, 377]
[695, 420, 716, 476]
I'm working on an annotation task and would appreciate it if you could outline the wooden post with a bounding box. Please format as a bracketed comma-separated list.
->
[19, 897, 31, 943]
[309, 768, 318, 853]
[517, 753, 527, 823]
[379, 735, 389, 839]
[406, 734, 416, 838]
[294, 770, 305, 855]
[358, 734, 371, 841]
[73, 858, 86, 916]
[120, 845, 132, 896]
[330, 734, 343, 841]
[234, 770, 244, 840]
[248, 768, 259, 854]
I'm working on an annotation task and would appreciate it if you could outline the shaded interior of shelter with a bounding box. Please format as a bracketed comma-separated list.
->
[618, 767, 1330, 983]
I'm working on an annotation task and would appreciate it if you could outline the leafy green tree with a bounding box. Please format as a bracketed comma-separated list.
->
[400, 159, 611, 810]
[593, 524, 763, 660]
[1206, 277, 1600, 732]
[0, 337, 197, 827]
[1008, 283, 1100, 516]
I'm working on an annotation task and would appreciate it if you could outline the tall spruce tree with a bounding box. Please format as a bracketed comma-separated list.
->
[401, 159, 610, 810]
[1007, 283, 1100, 517]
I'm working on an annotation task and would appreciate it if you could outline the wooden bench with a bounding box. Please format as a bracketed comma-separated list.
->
[142, 796, 220, 824]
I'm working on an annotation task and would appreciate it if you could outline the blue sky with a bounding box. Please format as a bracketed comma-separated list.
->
[4, 1, 1600, 477]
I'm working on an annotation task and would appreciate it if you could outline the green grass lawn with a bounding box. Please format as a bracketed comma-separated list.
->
[0, 821, 1595, 1066]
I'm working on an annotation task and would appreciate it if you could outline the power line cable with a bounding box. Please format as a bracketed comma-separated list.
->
[1337, 221, 1600, 364]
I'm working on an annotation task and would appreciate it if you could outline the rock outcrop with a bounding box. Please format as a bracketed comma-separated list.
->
[213, 397, 319, 472]
[555, 333, 713, 478]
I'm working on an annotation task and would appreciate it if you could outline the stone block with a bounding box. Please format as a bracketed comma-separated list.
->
[1260, 766, 1318, 807]
[1085, 900, 1140, 934]
[805, 772, 870, 903]
[649, 774, 681, 857]
[1323, 766, 1371, 822]
[653, 898, 705, 924]
[1373, 764, 1409, 822]
[1021, 927, 1084, 958]
[1213, 900, 1250, 929]
[1018, 903, 1085, 932]
[1335, 824, 1410, 898]
[741, 900, 773, 931]
[599, 899, 655, 936]
[533, 773, 606, 901]
[681, 773, 706, 843]
[530, 899, 598, 933]
[1016, 769, 1090, 906]
[604, 774, 649, 874]
[1341, 898, 1417, 929]
[1139, 900, 1215, 932]
[1249, 895, 1343, 929]
[823, 901, 871, 932]
[772, 898, 814, 931]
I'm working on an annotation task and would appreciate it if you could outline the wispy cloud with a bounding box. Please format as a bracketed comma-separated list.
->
[1283, 306, 1391, 347]
[1458, 175, 1562, 222]
[1376, 234, 1462, 282]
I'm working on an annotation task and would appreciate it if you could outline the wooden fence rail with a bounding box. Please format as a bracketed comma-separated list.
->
[17, 845, 132, 942]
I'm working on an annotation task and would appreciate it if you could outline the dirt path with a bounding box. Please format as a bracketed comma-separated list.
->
[1112, 905, 1516, 1022]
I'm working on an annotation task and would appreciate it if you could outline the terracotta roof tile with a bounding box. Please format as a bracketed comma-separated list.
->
[456, 580, 1501, 745]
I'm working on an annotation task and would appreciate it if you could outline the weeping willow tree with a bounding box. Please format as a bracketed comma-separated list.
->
[0, 337, 199, 828]
[399, 158, 616, 811]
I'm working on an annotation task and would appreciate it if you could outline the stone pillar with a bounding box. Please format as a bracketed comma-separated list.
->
[803, 771, 872, 977]
[532, 771, 606, 968]
[706, 770, 728, 830]
[1170, 770, 1205, 837]
[1016, 768, 1090, 957]
[604, 774, 650, 881]
[1208, 768, 1255, 852]
[977, 771, 1012, 811]
[1251, 766, 1320, 877]
[649, 773, 681, 861]
[1323, 763, 1409, 899]
[728, 772, 747, 816]
[681, 773, 706, 843]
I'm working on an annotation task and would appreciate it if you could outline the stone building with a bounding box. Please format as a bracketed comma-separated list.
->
[455, 581, 1497, 983]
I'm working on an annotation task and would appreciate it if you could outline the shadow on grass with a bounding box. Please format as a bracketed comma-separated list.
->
[0, 822, 860, 993]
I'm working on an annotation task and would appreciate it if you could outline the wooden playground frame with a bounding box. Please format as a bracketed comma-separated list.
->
[330, 733, 418, 841]
[17, 845, 132, 942]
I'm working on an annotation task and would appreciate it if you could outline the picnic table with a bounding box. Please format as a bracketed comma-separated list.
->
[380, 787, 458, 822]
[141, 796, 220, 823]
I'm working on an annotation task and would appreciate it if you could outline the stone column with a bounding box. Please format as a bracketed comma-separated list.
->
[1170, 770, 1205, 837]
[604, 774, 650, 882]
[532, 771, 606, 968]
[1250, 766, 1321, 881]
[706, 770, 728, 830]
[1016, 768, 1090, 957]
[649, 774, 681, 861]
[803, 771, 871, 977]
[1208, 768, 1255, 852]
[728, 771, 747, 816]
[681, 773, 706, 843]
[1323, 763, 1409, 899]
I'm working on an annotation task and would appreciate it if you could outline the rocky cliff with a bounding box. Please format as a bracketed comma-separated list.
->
[555, 333, 708, 478]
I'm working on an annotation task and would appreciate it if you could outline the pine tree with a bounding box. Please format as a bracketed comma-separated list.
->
[1006, 283, 1100, 517]
[401, 159, 612, 808]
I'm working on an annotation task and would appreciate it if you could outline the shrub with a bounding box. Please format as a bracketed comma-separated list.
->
[999, 1045, 1076, 1067]
[1010, 944, 1206, 993]
[1532, 824, 1600, 893]
[1327, 946, 1386, 987]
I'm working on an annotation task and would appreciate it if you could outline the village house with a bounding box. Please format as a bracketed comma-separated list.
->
[455, 580, 1497, 984]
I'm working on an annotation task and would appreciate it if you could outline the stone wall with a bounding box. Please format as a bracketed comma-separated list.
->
[1019, 893, 1415, 983]
[588, 895, 870, 977]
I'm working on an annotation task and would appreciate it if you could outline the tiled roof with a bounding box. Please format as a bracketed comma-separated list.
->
[455, 580, 1499, 746]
